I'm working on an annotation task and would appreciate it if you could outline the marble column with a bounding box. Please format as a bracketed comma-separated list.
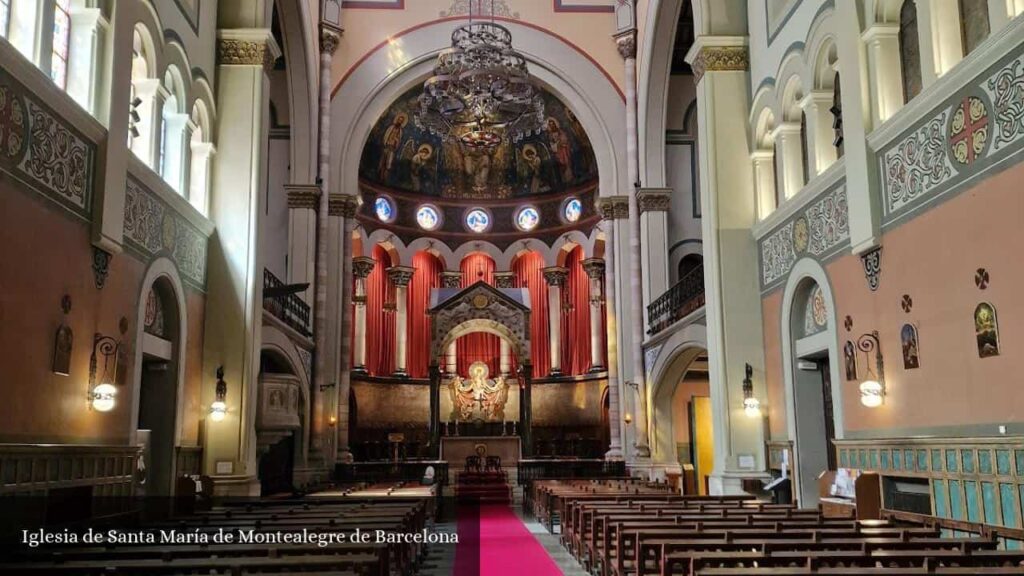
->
[542, 266, 568, 377]
[328, 194, 357, 458]
[799, 90, 839, 178]
[351, 256, 375, 373]
[440, 271, 462, 374]
[580, 258, 606, 372]
[637, 188, 671, 328]
[614, 28, 651, 458]
[494, 272, 516, 375]
[597, 197, 629, 460]
[286, 185, 320, 305]
[388, 266, 416, 377]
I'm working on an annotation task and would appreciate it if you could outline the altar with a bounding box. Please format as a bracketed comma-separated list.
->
[440, 436, 522, 466]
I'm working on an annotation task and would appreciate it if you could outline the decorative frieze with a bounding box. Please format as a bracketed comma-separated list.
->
[285, 184, 320, 210]
[691, 46, 749, 84]
[216, 31, 281, 71]
[328, 193, 359, 217]
[637, 188, 671, 213]
[123, 176, 209, 289]
[596, 195, 630, 220]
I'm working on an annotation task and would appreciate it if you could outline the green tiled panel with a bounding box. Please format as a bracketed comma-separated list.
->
[962, 450, 976, 474]
[859, 449, 868, 468]
[946, 449, 959, 473]
[880, 450, 890, 470]
[839, 449, 848, 468]
[917, 450, 928, 472]
[931, 449, 942, 472]
[933, 479, 949, 518]
[904, 450, 915, 471]
[996, 450, 1012, 475]
[893, 449, 902, 471]
[950, 480, 964, 520]
[965, 481, 980, 522]
[981, 482, 997, 525]
[1000, 483, 1019, 528]
[870, 450, 879, 470]
[1016, 450, 1024, 475]
[979, 450, 993, 475]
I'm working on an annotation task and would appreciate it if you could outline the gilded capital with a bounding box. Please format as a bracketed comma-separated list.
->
[285, 184, 321, 210]
[216, 31, 281, 71]
[637, 188, 672, 213]
[328, 194, 359, 218]
[691, 45, 749, 84]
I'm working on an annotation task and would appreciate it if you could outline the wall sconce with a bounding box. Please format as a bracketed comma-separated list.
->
[329, 415, 338, 427]
[857, 331, 885, 408]
[89, 333, 120, 412]
[623, 412, 633, 425]
[210, 366, 227, 422]
[742, 363, 761, 418]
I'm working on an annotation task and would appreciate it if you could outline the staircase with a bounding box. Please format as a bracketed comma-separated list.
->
[454, 469, 512, 504]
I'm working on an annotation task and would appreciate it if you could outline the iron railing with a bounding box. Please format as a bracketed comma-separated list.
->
[646, 263, 705, 336]
[516, 458, 627, 486]
[263, 268, 312, 337]
[334, 461, 450, 487]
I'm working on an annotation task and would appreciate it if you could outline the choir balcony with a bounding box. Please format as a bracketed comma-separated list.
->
[262, 269, 312, 338]
[646, 263, 705, 336]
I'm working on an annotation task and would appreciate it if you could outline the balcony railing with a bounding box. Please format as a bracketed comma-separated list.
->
[263, 269, 312, 337]
[647, 263, 705, 336]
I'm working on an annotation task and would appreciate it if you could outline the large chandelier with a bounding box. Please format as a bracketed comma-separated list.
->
[416, 4, 544, 150]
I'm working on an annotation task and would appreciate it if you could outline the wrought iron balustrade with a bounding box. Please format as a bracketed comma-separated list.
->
[646, 263, 705, 336]
[516, 459, 627, 485]
[263, 269, 312, 337]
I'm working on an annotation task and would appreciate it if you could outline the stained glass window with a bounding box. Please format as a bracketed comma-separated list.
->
[51, 0, 72, 89]
[374, 197, 395, 222]
[515, 206, 539, 231]
[465, 209, 490, 233]
[0, 0, 11, 39]
[416, 205, 440, 230]
[564, 198, 582, 223]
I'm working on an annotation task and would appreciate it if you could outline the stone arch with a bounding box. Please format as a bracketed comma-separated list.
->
[647, 323, 709, 470]
[639, 0, 685, 187]
[257, 326, 312, 480]
[436, 319, 528, 368]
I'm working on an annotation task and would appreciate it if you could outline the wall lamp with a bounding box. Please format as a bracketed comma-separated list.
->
[210, 366, 228, 422]
[857, 331, 885, 408]
[89, 333, 120, 412]
[623, 413, 633, 425]
[742, 363, 761, 418]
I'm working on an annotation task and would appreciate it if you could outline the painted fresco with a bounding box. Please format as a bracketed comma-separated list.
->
[359, 86, 597, 199]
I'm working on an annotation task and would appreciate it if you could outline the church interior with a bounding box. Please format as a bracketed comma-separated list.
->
[1, 0, 1023, 573]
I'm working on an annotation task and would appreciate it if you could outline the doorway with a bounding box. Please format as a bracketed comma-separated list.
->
[137, 281, 180, 497]
[792, 352, 836, 506]
[689, 395, 714, 495]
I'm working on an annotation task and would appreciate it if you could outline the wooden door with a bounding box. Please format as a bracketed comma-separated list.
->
[691, 396, 714, 495]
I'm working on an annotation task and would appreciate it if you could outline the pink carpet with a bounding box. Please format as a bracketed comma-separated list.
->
[454, 504, 562, 575]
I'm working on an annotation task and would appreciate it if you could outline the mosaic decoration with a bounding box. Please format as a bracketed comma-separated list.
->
[359, 85, 596, 199]
[123, 176, 208, 289]
[0, 70, 94, 218]
[643, 343, 664, 380]
[974, 302, 1000, 358]
[901, 323, 921, 370]
[143, 288, 166, 338]
[880, 52, 1024, 225]
[802, 284, 828, 338]
[759, 183, 849, 290]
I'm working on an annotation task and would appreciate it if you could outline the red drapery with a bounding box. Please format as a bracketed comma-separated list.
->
[512, 251, 550, 377]
[560, 246, 593, 375]
[365, 245, 395, 376]
[406, 251, 442, 378]
[457, 253, 501, 375]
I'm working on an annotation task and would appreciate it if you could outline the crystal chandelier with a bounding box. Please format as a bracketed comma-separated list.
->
[416, 2, 544, 150]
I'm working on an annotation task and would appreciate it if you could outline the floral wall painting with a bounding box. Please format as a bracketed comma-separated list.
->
[974, 302, 1000, 358]
[901, 323, 921, 369]
[844, 340, 857, 381]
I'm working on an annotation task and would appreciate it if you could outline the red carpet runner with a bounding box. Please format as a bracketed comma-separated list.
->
[454, 504, 562, 576]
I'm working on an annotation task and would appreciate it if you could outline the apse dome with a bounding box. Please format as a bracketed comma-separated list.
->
[357, 84, 600, 249]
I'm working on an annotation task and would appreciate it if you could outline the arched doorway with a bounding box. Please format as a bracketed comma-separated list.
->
[256, 348, 307, 496]
[651, 345, 714, 494]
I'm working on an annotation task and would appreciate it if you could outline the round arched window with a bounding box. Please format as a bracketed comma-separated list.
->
[515, 206, 540, 231]
[465, 208, 491, 233]
[374, 196, 395, 222]
[563, 197, 583, 223]
[416, 205, 441, 230]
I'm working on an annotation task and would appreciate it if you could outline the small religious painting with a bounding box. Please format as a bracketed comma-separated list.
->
[901, 324, 921, 369]
[52, 324, 73, 376]
[843, 340, 857, 381]
[974, 302, 1000, 358]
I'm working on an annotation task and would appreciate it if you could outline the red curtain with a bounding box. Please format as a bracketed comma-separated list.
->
[365, 245, 395, 376]
[407, 251, 442, 378]
[512, 251, 550, 377]
[561, 246, 593, 375]
[456, 253, 501, 375]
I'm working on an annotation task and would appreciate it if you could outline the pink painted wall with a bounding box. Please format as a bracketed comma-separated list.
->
[671, 377, 711, 443]
[0, 181, 206, 445]
[761, 162, 1024, 437]
[761, 290, 787, 439]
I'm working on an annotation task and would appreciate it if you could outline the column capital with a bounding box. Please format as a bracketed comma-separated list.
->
[542, 266, 569, 287]
[580, 258, 606, 279]
[328, 193, 359, 217]
[320, 26, 342, 55]
[613, 29, 637, 60]
[494, 272, 516, 289]
[352, 256, 376, 279]
[636, 187, 672, 213]
[686, 37, 749, 84]
[387, 266, 416, 287]
[597, 196, 630, 220]
[216, 29, 282, 71]
[285, 184, 321, 210]
[441, 271, 463, 288]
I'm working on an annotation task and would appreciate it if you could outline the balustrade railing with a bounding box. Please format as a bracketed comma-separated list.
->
[646, 263, 705, 336]
[263, 268, 312, 337]
[516, 459, 627, 486]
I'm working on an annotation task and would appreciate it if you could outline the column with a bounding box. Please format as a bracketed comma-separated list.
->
[542, 267, 568, 376]
[330, 194, 358, 459]
[201, 29, 280, 492]
[638, 188, 671, 329]
[799, 90, 839, 178]
[189, 140, 215, 214]
[441, 271, 462, 374]
[614, 28, 651, 459]
[687, 38, 767, 494]
[388, 266, 416, 377]
[285, 185, 319, 304]
[68, 7, 105, 117]
[351, 256, 375, 373]
[861, 24, 903, 129]
[494, 272, 515, 374]
[597, 198, 627, 460]
[751, 150, 777, 220]
[580, 258, 606, 372]
[770, 122, 805, 200]
[161, 112, 192, 195]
